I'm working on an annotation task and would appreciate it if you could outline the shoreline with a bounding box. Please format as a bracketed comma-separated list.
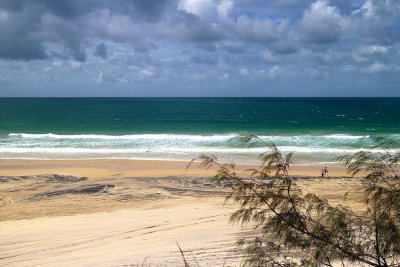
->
[0, 158, 352, 178]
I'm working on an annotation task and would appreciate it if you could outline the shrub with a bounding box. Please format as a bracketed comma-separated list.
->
[190, 136, 400, 266]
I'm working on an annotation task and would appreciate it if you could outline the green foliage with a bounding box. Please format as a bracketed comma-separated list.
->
[190, 136, 400, 267]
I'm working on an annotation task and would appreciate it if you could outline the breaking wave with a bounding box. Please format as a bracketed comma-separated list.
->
[1, 133, 397, 163]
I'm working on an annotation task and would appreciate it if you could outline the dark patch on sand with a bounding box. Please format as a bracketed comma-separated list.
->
[27, 184, 115, 201]
[117, 193, 162, 202]
[0, 174, 87, 183]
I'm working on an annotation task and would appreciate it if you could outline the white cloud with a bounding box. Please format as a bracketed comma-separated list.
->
[70, 61, 82, 70]
[86, 9, 142, 42]
[95, 71, 103, 83]
[257, 65, 283, 79]
[300, 0, 349, 45]
[353, 0, 400, 20]
[52, 61, 63, 67]
[215, 0, 286, 44]
[261, 50, 279, 63]
[354, 45, 389, 61]
[235, 15, 279, 43]
[360, 45, 389, 55]
[220, 72, 230, 80]
[354, 0, 376, 19]
[140, 68, 155, 77]
[0, 9, 8, 21]
[269, 65, 282, 79]
[312, 50, 342, 65]
[239, 68, 250, 76]
[366, 62, 389, 73]
[217, 0, 234, 24]
[178, 0, 216, 19]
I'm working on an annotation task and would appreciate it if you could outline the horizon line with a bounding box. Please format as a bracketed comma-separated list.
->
[0, 96, 400, 99]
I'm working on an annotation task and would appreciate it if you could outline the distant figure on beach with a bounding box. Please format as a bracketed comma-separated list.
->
[323, 167, 329, 178]
[394, 169, 398, 178]
[321, 168, 325, 178]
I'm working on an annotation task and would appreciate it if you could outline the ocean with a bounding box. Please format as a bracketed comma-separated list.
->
[0, 98, 399, 164]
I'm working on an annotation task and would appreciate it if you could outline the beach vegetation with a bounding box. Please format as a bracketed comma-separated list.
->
[189, 136, 400, 266]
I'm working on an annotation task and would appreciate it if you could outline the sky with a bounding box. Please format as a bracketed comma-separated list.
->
[0, 0, 399, 97]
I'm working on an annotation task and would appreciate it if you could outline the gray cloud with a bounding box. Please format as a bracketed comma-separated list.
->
[0, 3, 48, 60]
[95, 43, 107, 59]
[270, 40, 300, 55]
[220, 42, 246, 54]
[35, 0, 92, 18]
[125, 0, 169, 21]
[0, 0, 399, 96]
[299, 0, 348, 45]
[0, 0, 170, 61]
[350, 0, 400, 45]
[0, 1, 85, 61]
[0, 40, 46, 60]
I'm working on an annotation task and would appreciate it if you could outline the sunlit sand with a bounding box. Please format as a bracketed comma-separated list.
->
[0, 159, 364, 266]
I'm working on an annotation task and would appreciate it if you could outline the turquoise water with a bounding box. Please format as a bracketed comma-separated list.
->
[0, 98, 399, 163]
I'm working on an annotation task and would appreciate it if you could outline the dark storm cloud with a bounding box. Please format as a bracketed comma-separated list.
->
[0, 0, 169, 19]
[125, 0, 169, 21]
[0, 0, 170, 61]
[0, 0, 23, 11]
[0, 0, 86, 61]
[36, 0, 92, 18]
[0, 2, 48, 60]
[0, 0, 94, 18]
[0, 38, 47, 60]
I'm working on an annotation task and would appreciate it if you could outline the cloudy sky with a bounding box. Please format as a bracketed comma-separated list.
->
[0, 0, 399, 96]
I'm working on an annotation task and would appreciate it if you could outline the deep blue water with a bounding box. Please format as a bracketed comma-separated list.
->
[0, 98, 399, 163]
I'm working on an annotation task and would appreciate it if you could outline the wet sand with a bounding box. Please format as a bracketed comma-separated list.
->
[0, 158, 351, 178]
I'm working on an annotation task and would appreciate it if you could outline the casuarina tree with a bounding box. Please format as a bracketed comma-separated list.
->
[189, 136, 400, 266]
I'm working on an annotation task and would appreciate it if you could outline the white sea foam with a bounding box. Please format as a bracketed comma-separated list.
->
[0, 146, 377, 154]
[8, 133, 238, 141]
[8, 133, 371, 142]
[320, 134, 369, 139]
[2, 133, 397, 161]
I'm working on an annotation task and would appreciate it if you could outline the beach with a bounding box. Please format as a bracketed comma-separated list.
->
[1, 0, 398, 262]
[0, 98, 396, 266]
[0, 159, 364, 266]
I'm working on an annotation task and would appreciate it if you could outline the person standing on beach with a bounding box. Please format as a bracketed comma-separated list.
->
[324, 167, 328, 178]
[321, 168, 325, 178]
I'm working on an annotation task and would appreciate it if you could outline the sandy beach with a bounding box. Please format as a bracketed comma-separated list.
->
[0, 159, 364, 266]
